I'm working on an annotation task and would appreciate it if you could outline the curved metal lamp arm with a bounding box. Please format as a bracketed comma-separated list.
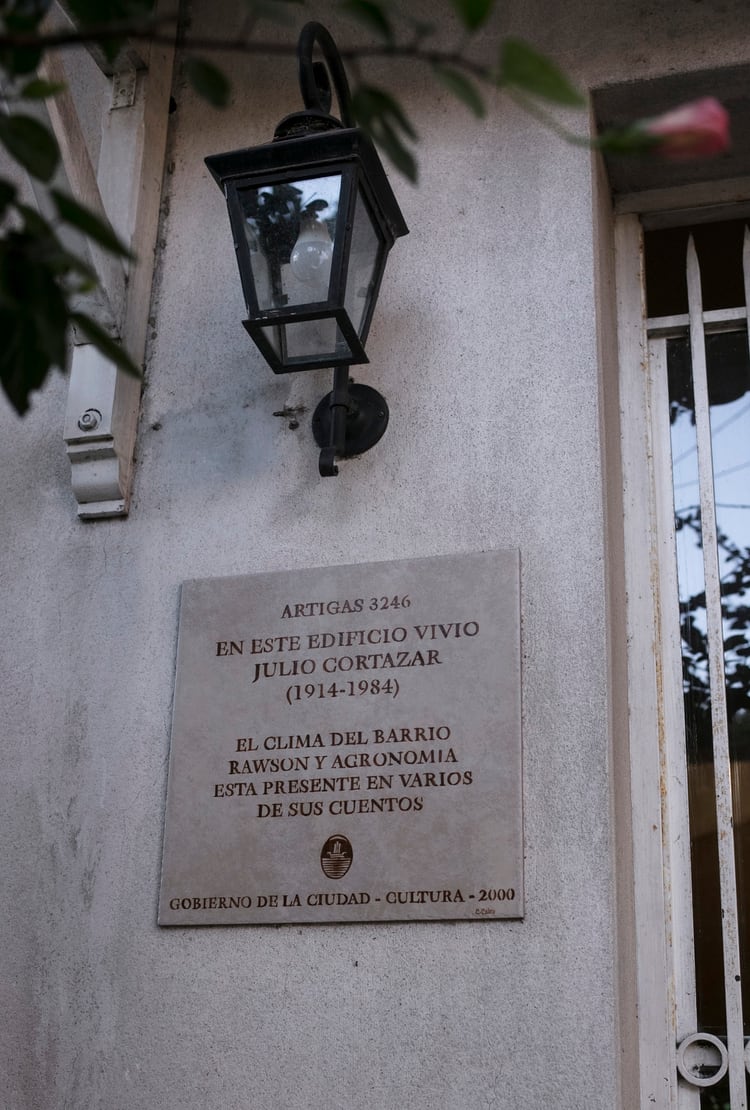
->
[312, 367, 389, 477]
[297, 22, 355, 127]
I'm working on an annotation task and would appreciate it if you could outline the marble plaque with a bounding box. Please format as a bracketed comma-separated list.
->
[158, 550, 523, 925]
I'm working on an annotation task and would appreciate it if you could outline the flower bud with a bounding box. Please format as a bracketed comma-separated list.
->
[642, 97, 730, 160]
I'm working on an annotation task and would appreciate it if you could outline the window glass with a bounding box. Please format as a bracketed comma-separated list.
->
[645, 220, 747, 317]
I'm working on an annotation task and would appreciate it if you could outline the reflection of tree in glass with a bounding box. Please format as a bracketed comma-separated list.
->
[240, 185, 335, 305]
[675, 508, 750, 760]
[242, 186, 331, 267]
[668, 330, 750, 762]
[669, 332, 750, 416]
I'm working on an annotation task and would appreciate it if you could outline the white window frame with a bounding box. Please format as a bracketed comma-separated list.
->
[615, 188, 750, 1109]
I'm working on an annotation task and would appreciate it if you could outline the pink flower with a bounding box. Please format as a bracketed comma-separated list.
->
[642, 97, 730, 160]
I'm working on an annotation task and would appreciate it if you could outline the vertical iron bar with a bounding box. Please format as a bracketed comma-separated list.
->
[649, 337, 700, 1093]
[687, 234, 746, 1108]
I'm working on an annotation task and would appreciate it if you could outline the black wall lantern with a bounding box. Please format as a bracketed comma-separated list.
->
[205, 22, 409, 476]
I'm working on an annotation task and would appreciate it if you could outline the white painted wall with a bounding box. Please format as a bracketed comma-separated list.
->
[2, 1, 749, 1106]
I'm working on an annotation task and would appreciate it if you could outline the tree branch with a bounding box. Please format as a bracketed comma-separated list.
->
[0, 25, 498, 87]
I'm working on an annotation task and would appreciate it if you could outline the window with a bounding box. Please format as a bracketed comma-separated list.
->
[647, 220, 750, 1108]
[616, 212, 750, 1110]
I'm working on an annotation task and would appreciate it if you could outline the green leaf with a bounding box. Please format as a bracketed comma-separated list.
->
[3, 0, 54, 32]
[0, 221, 70, 412]
[450, 0, 495, 31]
[352, 84, 418, 181]
[54, 247, 99, 290]
[373, 119, 418, 182]
[184, 57, 231, 108]
[0, 45, 43, 75]
[0, 309, 56, 415]
[19, 77, 66, 99]
[51, 190, 134, 259]
[70, 312, 142, 378]
[16, 202, 54, 236]
[0, 233, 38, 308]
[342, 0, 394, 41]
[13, 210, 98, 287]
[33, 284, 68, 366]
[0, 232, 67, 344]
[62, 263, 98, 293]
[432, 65, 485, 117]
[0, 114, 59, 181]
[0, 3, 46, 73]
[0, 181, 18, 217]
[500, 38, 585, 106]
[353, 85, 418, 141]
[59, 0, 156, 61]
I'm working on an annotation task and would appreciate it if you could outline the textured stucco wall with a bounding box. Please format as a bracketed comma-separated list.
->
[2, 1, 748, 1107]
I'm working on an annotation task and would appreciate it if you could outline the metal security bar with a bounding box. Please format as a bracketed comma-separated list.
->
[648, 332, 700, 1109]
[647, 228, 750, 1108]
[687, 234, 745, 1109]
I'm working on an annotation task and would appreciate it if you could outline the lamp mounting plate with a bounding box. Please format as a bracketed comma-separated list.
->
[312, 381, 388, 460]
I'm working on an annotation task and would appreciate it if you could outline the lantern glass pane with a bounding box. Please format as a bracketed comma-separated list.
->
[344, 187, 384, 335]
[258, 318, 354, 364]
[262, 325, 281, 358]
[237, 174, 342, 310]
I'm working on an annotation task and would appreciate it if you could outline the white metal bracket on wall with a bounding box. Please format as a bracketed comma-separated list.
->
[43, 2, 175, 518]
[63, 345, 126, 517]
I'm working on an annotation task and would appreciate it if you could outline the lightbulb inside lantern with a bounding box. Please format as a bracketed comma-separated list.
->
[290, 216, 333, 286]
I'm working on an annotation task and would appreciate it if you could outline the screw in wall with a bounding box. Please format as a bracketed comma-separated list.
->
[77, 409, 103, 432]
